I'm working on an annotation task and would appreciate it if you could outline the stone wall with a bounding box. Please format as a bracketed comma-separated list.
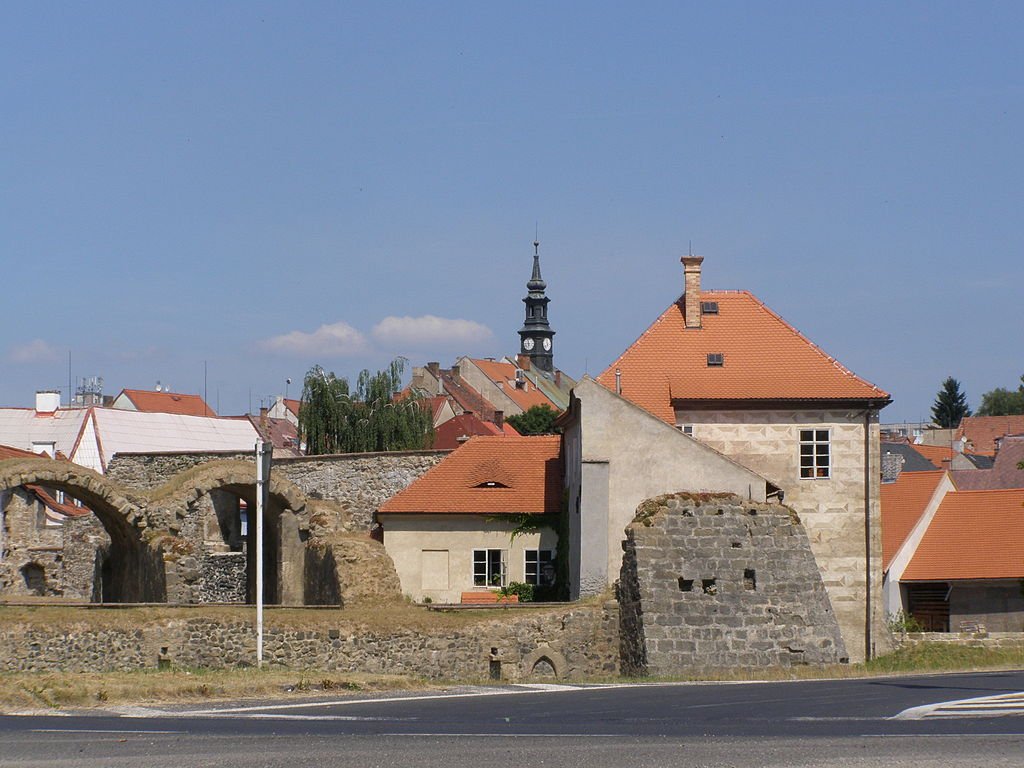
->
[618, 492, 847, 676]
[0, 602, 619, 680]
[107, 450, 449, 532]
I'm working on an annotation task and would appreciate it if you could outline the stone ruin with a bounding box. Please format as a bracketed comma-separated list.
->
[0, 456, 411, 606]
[618, 492, 848, 675]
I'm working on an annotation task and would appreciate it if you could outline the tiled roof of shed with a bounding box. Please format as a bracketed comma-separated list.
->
[901, 488, 1024, 581]
[596, 291, 889, 423]
[880, 470, 945, 571]
[379, 435, 561, 515]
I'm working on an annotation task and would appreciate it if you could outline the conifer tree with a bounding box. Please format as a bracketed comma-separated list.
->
[930, 377, 971, 428]
[298, 358, 434, 455]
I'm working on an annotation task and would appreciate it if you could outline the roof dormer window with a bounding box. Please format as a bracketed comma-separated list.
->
[474, 480, 509, 489]
[700, 301, 719, 315]
[706, 353, 724, 367]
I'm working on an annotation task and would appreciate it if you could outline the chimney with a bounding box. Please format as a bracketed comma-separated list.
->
[681, 255, 704, 329]
[494, 410, 504, 429]
[451, 364, 460, 378]
[426, 362, 440, 377]
[555, 370, 562, 388]
[259, 406, 268, 429]
[35, 390, 60, 415]
[516, 354, 531, 371]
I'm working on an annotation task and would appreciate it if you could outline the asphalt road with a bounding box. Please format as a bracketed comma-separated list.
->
[2, 671, 1023, 767]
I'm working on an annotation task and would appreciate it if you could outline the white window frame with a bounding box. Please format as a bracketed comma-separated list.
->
[799, 428, 831, 479]
[473, 548, 507, 588]
[524, 549, 555, 586]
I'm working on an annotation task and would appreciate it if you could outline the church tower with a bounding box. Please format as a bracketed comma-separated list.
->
[518, 240, 555, 374]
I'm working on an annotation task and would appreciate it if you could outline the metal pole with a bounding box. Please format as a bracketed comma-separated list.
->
[255, 441, 273, 667]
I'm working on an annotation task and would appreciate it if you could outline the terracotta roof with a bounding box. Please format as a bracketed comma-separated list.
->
[902, 488, 1024, 581]
[910, 443, 954, 470]
[432, 413, 515, 450]
[881, 470, 946, 570]
[24, 484, 91, 518]
[596, 291, 889, 423]
[0, 443, 42, 460]
[379, 435, 561, 515]
[249, 415, 302, 457]
[283, 398, 301, 418]
[956, 415, 1024, 456]
[438, 371, 500, 422]
[470, 359, 561, 413]
[951, 436, 1024, 491]
[120, 389, 216, 417]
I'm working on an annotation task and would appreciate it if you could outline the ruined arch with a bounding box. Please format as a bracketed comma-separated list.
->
[522, 645, 567, 679]
[0, 458, 163, 602]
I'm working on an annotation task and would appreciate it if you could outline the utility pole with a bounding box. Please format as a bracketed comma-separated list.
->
[255, 440, 273, 667]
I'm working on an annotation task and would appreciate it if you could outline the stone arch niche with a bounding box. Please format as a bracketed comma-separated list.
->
[155, 461, 317, 606]
[0, 458, 164, 602]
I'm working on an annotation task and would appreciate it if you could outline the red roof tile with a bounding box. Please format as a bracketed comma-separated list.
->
[956, 415, 1024, 456]
[379, 435, 561, 515]
[881, 470, 946, 570]
[470, 359, 561, 413]
[120, 389, 216, 417]
[902, 488, 1024, 581]
[0, 443, 41, 460]
[597, 291, 889, 423]
[432, 413, 506, 450]
[951, 436, 1024, 491]
[910, 443, 954, 470]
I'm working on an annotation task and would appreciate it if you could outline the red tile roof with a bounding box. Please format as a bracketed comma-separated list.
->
[596, 291, 889, 423]
[24, 484, 91, 518]
[432, 413, 515, 450]
[0, 443, 41, 460]
[902, 488, 1024, 581]
[956, 415, 1024, 456]
[439, 371, 501, 422]
[284, 398, 301, 417]
[470, 359, 561, 413]
[880, 470, 946, 571]
[910, 443, 954, 470]
[379, 435, 561, 515]
[951, 436, 1024, 491]
[120, 389, 216, 417]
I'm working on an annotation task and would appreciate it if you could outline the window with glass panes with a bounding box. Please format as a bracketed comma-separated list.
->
[524, 549, 555, 586]
[799, 429, 831, 478]
[473, 549, 506, 587]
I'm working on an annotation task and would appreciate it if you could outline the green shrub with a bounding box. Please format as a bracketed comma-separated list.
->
[501, 582, 535, 602]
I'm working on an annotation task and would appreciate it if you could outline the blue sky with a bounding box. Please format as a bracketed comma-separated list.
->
[2, 2, 1021, 421]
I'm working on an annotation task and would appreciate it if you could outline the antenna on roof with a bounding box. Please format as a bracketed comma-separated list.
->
[689, 240, 693, 257]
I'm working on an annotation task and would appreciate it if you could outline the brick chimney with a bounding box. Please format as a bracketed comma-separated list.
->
[259, 406, 268, 429]
[426, 362, 440, 377]
[494, 410, 504, 429]
[681, 255, 704, 329]
[516, 354, 531, 371]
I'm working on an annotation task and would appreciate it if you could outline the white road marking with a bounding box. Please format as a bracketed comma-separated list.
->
[31, 728, 185, 734]
[894, 691, 1024, 720]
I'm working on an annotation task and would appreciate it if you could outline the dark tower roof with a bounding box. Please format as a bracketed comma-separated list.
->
[527, 240, 547, 293]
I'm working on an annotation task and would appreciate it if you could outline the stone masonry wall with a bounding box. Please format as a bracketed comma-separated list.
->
[0, 602, 619, 681]
[619, 492, 847, 676]
[107, 450, 449, 532]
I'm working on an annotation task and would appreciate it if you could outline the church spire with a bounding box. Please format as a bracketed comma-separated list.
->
[518, 239, 555, 374]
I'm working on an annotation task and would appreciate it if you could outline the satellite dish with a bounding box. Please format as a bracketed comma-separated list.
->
[155, 381, 162, 392]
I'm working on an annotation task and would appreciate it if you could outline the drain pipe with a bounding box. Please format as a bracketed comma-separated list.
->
[863, 406, 874, 661]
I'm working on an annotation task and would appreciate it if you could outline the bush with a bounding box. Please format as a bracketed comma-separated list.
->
[501, 582, 535, 602]
[887, 610, 925, 634]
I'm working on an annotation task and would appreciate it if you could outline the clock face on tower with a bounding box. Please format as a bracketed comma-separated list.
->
[542, 338, 552, 351]
[523, 338, 535, 351]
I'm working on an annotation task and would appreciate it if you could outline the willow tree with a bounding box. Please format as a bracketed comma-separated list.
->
[299, 358, 434, 455]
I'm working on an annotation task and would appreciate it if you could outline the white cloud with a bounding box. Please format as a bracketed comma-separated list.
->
[9, 339, 59, 363]
[260, 321, 369, 357]
[371, 315, 493, 349]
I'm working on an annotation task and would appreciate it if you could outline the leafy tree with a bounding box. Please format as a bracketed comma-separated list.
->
[298, 358, 434, 455]
[930, 377, 971, 428]
[977, 375, 1024, 416]
[505, 403, 561, 435]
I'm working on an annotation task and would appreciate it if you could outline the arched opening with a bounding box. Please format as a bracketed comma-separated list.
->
[0, 462, 162, 603]
[176, 477, 308, 606]
[530, 656, 557, 679]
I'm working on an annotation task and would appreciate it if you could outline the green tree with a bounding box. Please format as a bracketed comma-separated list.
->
[977, 375, 1024, 416]
[505, 403, 561, 435]
[298, 358, 434, 455]
[930, 377, 971, 428]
